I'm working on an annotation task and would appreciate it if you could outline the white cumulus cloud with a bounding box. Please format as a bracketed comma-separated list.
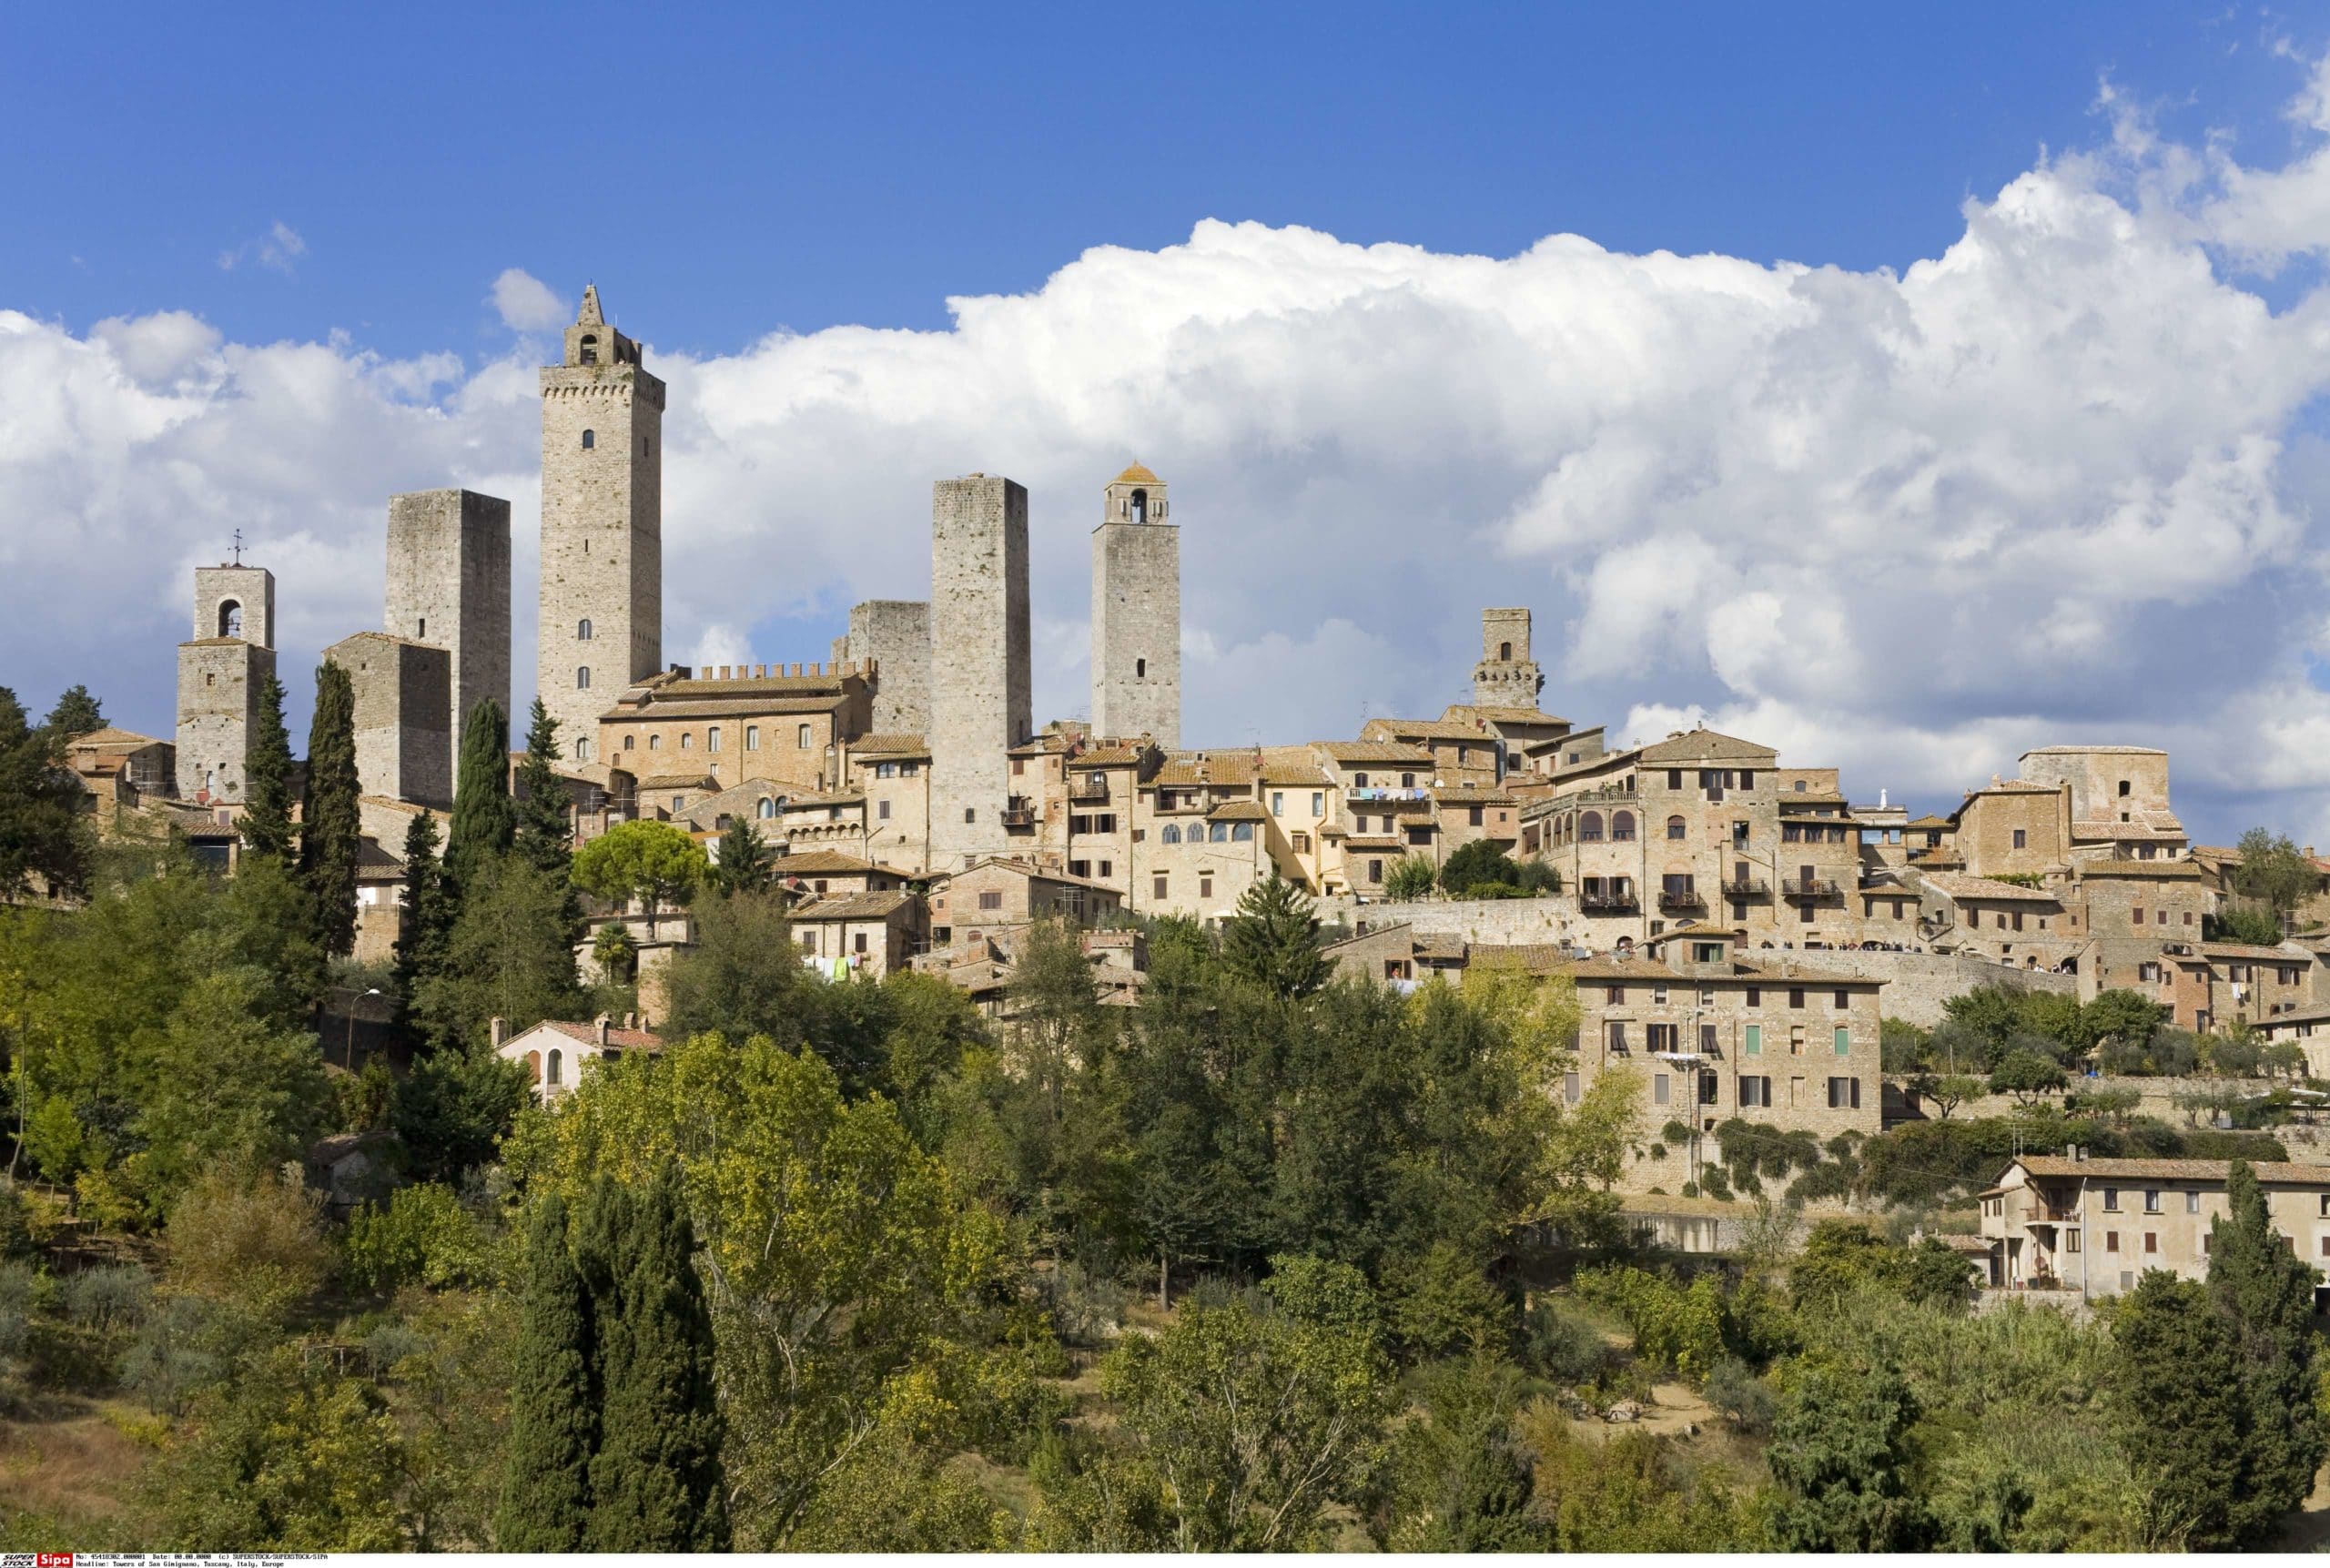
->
[217, 220, 307, 274]
[12, 59, 2330, 848]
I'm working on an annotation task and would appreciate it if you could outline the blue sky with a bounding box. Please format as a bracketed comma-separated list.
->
[9, 5, 2318, 350]
[9, 5, 2330, 845]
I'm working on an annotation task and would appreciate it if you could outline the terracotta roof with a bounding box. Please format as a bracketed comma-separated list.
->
[633, 773, 718, 791]
[1636, 729, 1777, 764]
[1315, 742, 1436, 765]
[523, 1018, 666, 1051]
[652, 668, 858, 699]
[1445, 703, 1570, 727]
[2021, 745, 2166, 757]
[2011, 1156, 2330, 1184]
[1069, 744, 1149, 769]
[1920, 873, 2063, 905]
[69, 726, 165, 749]
[775, 849, 893, 875]
[1904, 814, 1953, 829]
[1364, 717, 1494, 743]
[2073, 818, 2184, 840]
[2257, 1004, 2330, 1028]
[2076, 861, 2206, 880]
[1342, 836, 1405, 851]
[1433, 785, 1516, 804]
[1112, 461, 1160, 485]
[2194, 941, 2310, 962]
[602, 695, 847, 721]
[1208, 800, 1269, 822]
[790, 890, 916, 921]
[849, 733, 928, 757]
[1964, 779, 2060, 796]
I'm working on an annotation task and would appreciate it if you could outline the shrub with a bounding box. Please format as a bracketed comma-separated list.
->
[1522, 1297, 1610, 1386]
[165, 1160, 329, 1323]
[340, 1183, 487, 1292]
[1706, 1355, 1775, 1432]
[61, 1263, 150, 1333]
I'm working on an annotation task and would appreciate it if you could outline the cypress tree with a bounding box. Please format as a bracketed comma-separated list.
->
[709, 817, 773, 896]
[585, 1168, 729, 1552]
[446, 697, 516, 887]
[299, 660, 361, 956]
[2207, 1158, 2325, 1543]
[240, 671, 298, 865]
[42, 683, 105, 739]
[497, 1193, 597, 1551]
[514, 699, 574, 875]
[0, 686, 89, 901]
[391, 812, 453, 1031]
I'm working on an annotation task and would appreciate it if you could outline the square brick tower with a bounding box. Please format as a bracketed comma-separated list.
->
[1090, 461, 1180, 749]
[537, 285, 663, 770]
[836, 599, 932, 736]
[1473, 607, 1545, 709]
[175, 562, 276, 804]
[386, 489, 511, 748]
[326, 631, 452, 807]
[928, 474, 1030, 870]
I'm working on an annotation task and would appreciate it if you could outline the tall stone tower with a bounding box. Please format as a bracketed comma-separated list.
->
[1090, 462, 1180, 749]
[1472, 607, 1545, 709]
[537, 285, 664, 769]
[175, 562, 277, 804]
[836, 599, 932, 736]
[387, 489, 510, 749]
[928, 474, 1030, 870]
[326, 632, 452, 807]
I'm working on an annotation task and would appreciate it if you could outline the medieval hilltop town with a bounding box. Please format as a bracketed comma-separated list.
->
[62, 284, 2330, 1292]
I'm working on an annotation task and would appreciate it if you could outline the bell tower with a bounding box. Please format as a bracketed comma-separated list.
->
[537, 284, 664, 769]
[1090, 461, 1180, 748]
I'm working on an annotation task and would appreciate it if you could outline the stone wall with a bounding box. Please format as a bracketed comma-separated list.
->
[175, 638, 273, 803]
[1091, 519, 1180, 748]
[928, 475, 1029, 869]
[1770, 947, 2076, 1027]
[329, 632, 451, 808]
[386, 489, 511, 746]
[843, 599, 932, 735]
[1320, 893, 1575, 945]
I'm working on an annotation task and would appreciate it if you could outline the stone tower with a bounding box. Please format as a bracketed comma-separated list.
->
[175, 562, 277, 804]
[537, 285, 664, 769]
[836, 599, 932, 736]
[386, 489, 511, 749]
[326, 632, 452, 807]
[1472, 607, 1545, 708]
[928, 474, 1030, 870]
[1090, 462, 1180, 749]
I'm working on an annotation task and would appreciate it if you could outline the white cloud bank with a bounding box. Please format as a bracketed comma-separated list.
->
[12, 65, 2330, 844]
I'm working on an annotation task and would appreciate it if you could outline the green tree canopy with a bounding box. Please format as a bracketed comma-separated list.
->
[707, 818, 774, 897]
[571, 820, 707, 941]
[299, 660, 361, 957]
[43, 683, 105, 739]
[2232, 827, 2316, 917]
[497, 1192, 594, 1551]
[0, 686, 90, 902]
[239, 671, 297, 865]
[1219, 873, 1329, 999]
[446, 698, 515, 886]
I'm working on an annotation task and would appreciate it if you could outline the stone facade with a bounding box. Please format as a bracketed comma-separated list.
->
[1091, 463, 1180, 749]
[1472, 607, 1545, 708]
[385, 488, 511, 746]
[176, 562, 276, 804]
[326, 632, 452, 808]
[538, 285, 664, 768]
[595, 663, 872, 797]
[928, 475, 1031, 870]
[837, 599, 931, 735]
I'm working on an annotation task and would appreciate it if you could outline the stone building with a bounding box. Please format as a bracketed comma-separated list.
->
[1090, 463, 1180, 750]
[1914, 872, 2082, 967]
[385, 488, 511, 745]
[790, 890, 924, 979]
[844, 733, 933, 873]
[595, 663, 874, 799]
[927, 474, 1031, 870]
[176, 562, 277, 804]
[1980, 1155, 2330, 1300]
[325, 632, 452, 808]
[1472, 608, 1545, 710]
[538, 286, 664, 769]
[926, 856, 1121, 948]
[833, 599, 931, 736]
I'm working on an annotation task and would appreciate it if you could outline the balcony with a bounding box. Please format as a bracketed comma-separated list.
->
[1001, 797, 1037, 829]
[1721, 877, 1769, 899]
[2023, 1200, 2078, 1227]
[1780, 879, 1843, 901]
[1657, 888, 1706, 913]
[1069, 778, 1110, 804]
[1580, 888, 1638, 913]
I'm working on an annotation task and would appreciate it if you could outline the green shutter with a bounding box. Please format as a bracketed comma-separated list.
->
[1834, 1027, 1850, 1057]
[1745, 1024, 1760, 1056]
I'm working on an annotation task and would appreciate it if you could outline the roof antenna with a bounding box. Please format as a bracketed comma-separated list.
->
[231, 527, 244, 566]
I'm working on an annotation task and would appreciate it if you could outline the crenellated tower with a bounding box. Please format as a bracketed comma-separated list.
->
[1472, 607, 1545, 709]
[537, 284, 663, 768]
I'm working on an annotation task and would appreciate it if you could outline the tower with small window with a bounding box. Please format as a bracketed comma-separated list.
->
[387, 488, 511, 750]
[537, 283, 664, 769]
[1472, 607, 1545, 709]
[1090, 461, 1181, 750]
[176, 561, 277, 804]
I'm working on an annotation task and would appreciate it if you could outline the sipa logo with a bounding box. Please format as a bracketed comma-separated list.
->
[36, 1555, 72, 1566]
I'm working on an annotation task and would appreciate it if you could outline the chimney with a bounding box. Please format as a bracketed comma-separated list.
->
[490, 1017, 506, 1048]
[594, 1013, 611, 1048]
[623, 1010, 638, 1030]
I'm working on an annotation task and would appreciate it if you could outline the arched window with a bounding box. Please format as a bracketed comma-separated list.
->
[707, 726, 721, 752]
[623, 734, 635, 751]
[1209, 822, 1229, 843]
[574, 737, 592, 762]
[547, 1048, 562, 1086]
[579, 335, 598, 365]
[1161, 824, 1181, 844]
[581, 429, 595, 449]
[797, 723, 812, 749]
[576, 666, 591, 690]
[1612, 811, 1636, 841]
[1580, 812, 1604, 843]
[756, 797, 775, 820]
[1231, 822, 1255, 842]
[745, 725, 760, 750]
[648, 733, 662, 751]
[1130, 488, 1147, 524]
[1499, 641, 1512, 660]
[218, 600, 243, 638]
[577, 618, 593, 640]
[1666, 815, 1687, 840]
[680, 732, 693, 750]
